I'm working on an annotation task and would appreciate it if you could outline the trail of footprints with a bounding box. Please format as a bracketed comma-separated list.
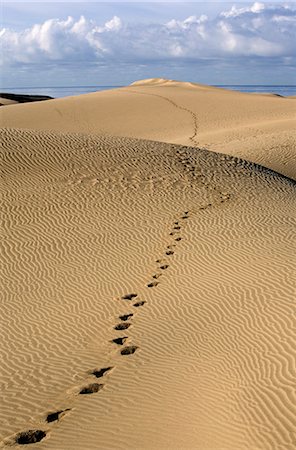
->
[175, 147, 232, 205]
[5, 210, 190, 447]
[6, 181, 231, 445]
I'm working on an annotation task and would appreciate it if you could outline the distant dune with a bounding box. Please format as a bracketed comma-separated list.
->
[0, 80, 295, 450]
[0, 98, 19, 106]
[0, 93, 54, 105]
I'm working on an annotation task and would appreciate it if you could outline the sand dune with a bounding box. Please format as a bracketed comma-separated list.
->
[0, 93, 54, 105]
[0, 98, 18, 106]
[1, 124, 295, 449]
[1, 79, 295, 180]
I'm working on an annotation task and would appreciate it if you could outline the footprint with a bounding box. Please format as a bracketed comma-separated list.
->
[112, 336, 128, 345]
[160, 264, 169, 270]
[174, 221, 179, 225]
[91, 367, 113, 378]
[181, 215, 189, 219]
[46, 409, 71, 423]
[147, 281, 158, 288]
[152, 273, 162, 279]
[79, 383, 104, 395]
[15, 430, 46, 445]
[156, 258, 168, 264]
[122, 293, 137, 301]
[175, 237, 182, 241]
[166, 250, 174, 256]
[114, 322, 131, 330]
[121, 346, 138, 356]
[119, 313, 133, 321]
[174, 226, 181, 230]
[133, 301, 146, 307]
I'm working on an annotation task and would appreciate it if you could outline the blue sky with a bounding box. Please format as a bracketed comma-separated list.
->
[1, 2, 295, 87]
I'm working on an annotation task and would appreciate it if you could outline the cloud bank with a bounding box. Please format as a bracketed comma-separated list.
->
[1, 2, 295, 67]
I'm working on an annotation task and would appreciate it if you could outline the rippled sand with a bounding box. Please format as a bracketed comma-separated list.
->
[0, 81, 296, 449]
[1, 78, 295, 180]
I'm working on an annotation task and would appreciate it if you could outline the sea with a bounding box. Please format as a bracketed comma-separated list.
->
[1, 85, 296, 98]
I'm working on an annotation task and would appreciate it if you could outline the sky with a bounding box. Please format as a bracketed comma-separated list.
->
[1, 1, 296, 87]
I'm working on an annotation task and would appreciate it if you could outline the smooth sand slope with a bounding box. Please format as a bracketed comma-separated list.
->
[0, 98, 18, 106]
[1, 126, 296, 449]
[1, 78, 295, 180]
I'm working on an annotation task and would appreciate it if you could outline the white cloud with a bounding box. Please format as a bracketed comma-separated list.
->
[221, 2, 265, 18]
[0, 3, 295, 67]
[166, 15, 208, 30]
[104, 16, 122, 31]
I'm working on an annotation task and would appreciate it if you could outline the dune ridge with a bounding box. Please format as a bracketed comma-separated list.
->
[1, 126, 295, 449]
[1, 79, 295, 180]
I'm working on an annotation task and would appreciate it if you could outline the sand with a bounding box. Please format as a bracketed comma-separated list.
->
[0, 98, 19, 106]
[1, 78, 295, 180]
[0, 80, 295, 450]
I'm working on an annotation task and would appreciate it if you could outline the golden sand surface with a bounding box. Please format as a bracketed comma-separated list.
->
[0, 80, 295, 449]
[1, 78, 295, 180]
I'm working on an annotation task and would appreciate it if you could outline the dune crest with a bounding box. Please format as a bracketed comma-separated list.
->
[1, 79, 295, 180]
[130, 77, 173, 86]
[130, 77, 218, 90]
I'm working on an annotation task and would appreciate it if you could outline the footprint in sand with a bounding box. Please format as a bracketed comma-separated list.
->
[46, 409, 71, 423]
[160, 264, 169, 270]
[175, 237, 182, 242]
[14, 430, 47, 445]
[152, 273, 162, 279]
[173, 226, 181, 230]
[119, 313, 133, 321]
[133, 301, 146, 307]
[121, 346, 138, 356]
[166, 250, 174, 256]
[112, 336, 128, 345]
[122, 293, 138, 301]
[79, 383, 104, 395]
[114, 322, 131, 330]
[90, 367, 113, 378]
[147, 281, 159, 288]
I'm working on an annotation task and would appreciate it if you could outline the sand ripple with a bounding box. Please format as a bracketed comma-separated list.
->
[0, 128, 295, 449]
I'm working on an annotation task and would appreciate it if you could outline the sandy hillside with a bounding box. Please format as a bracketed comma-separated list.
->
[0, 124, 295, 449]
[1, 79, 295, 180]
[0, 98, 18, 106]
